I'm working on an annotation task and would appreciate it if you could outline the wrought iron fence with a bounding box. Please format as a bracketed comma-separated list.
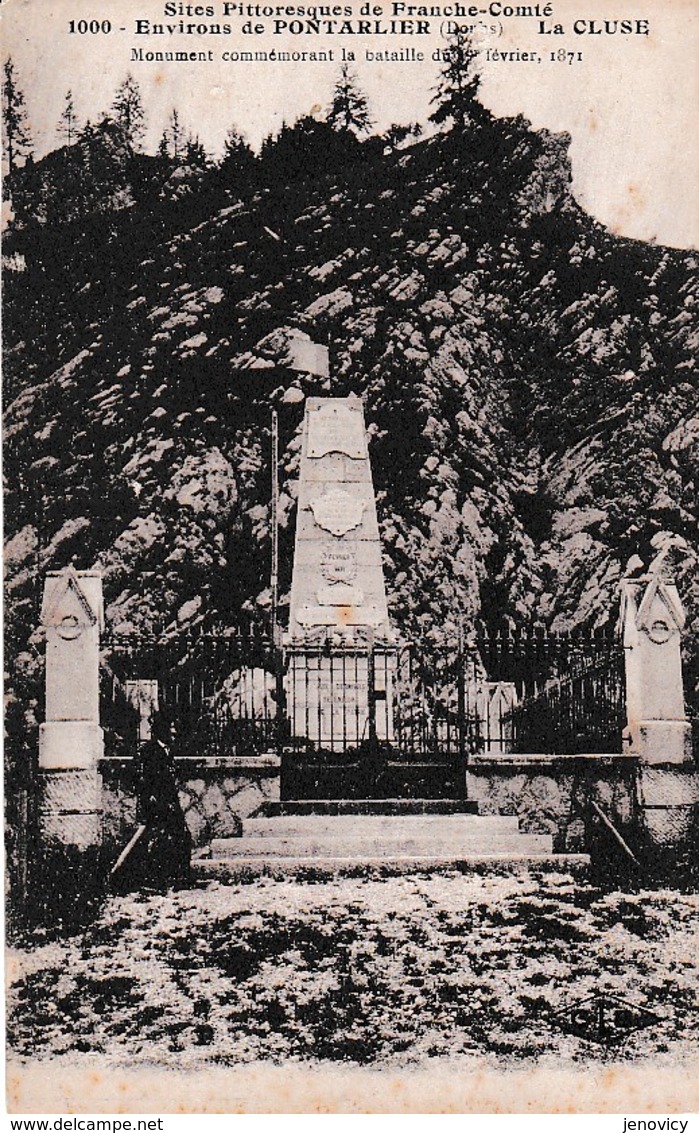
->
[100, 621, 629, 759]
[506, 651, 626, 753]
[99, 663, 140, 757]
[102, 625, 281, 757]
[102, 629, 484, 760]
[284, 640, 482, 759]
[476, 624, 626, 754]
[392, 642, 482, 760]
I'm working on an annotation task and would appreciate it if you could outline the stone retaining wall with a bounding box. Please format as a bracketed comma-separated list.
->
[100, 752, 698, 860]
[466, 754, 639, 853]
[100, 755, 281, 851]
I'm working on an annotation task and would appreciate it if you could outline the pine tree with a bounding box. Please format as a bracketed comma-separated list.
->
[161, 108, 184, 160]
[185, 133, 208, 169]
[383, 121, 423, 151]
[429, 29, 483, 129]
[326, 63, 373, 136]
[219, 124, 256, 187]
[57, 89, 79, 145]
[222, 124, 249, 162]
[2, 57, 32, 174]
[110, 73, 145, 150]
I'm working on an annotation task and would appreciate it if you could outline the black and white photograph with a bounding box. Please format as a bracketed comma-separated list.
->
[2, 0, 698, 1115]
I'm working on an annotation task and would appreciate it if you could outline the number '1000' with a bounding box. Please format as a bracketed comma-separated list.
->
[68, 20, 112, 33]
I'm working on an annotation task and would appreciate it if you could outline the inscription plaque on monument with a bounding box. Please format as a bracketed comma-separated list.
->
[316, 583, 365, 607]
[320, 547, 357, 583]
[296, 602, 385, 629]
[307, 400, 367, 460]
[309, 488, 367, 537]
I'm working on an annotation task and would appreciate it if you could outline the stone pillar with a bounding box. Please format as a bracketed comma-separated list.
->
[39, 567, 104, 853]
[620, 552, 697, 856]
[621, 576, 692, 765]
[477, 681, 517, 755]
[125, 679, 159, 743]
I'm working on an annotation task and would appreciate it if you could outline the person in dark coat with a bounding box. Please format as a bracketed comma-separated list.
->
[112, 712, 192, 891]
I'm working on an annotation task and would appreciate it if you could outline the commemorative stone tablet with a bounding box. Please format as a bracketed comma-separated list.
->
[306, 399, 367, 460]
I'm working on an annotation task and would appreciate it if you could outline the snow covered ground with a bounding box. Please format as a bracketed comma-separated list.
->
[7, 869, 699, 1076]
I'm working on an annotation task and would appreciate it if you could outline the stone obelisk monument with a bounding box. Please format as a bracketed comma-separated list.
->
[286, 396, 394, 750]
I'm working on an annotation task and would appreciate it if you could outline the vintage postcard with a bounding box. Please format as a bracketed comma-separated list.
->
[2, 0, 698, 1116]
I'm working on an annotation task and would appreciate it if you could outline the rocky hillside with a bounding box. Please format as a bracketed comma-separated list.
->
[3, 112, 698, 725]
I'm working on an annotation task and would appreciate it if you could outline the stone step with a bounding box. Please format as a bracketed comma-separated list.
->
[195, 854, 590, 880]
[210, 833, 554, 858]
[243, 814, 521, 839]
[270, 798, 479, 816]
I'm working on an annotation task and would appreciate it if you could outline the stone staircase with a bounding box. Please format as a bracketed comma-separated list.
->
[194, 801, 589, 877]
[267, 797, 479, 816]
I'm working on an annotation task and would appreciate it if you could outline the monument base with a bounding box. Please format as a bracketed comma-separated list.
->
[287, 649, 395, 752]
[623, 719, 693, 765]
[34, 767, 105, 925]
[39, 721, 104, 770]
[636, 763, 699, 851]
[39, 767, 103, 848]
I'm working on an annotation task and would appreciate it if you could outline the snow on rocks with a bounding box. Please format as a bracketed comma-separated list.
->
[179, 332, 209, 355]
[664, 415, 699, 454]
